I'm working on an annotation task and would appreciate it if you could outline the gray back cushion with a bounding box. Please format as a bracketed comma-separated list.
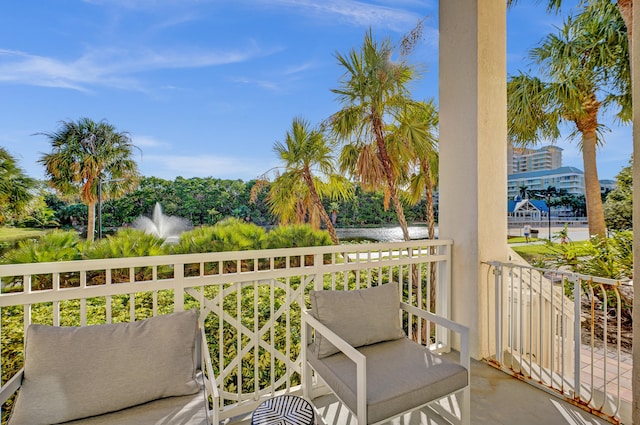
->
[309, 283, 405, 358]
[9, 309, 201, 425]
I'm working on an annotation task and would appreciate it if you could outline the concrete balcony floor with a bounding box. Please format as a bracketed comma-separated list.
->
[233, 359, 612, 425]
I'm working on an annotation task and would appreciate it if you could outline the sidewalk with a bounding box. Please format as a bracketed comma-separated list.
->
[581, 346, 633, 404]
[509, 225, 591, 243]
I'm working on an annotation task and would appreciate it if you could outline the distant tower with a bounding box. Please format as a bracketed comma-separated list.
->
[508, 144, 563, 174]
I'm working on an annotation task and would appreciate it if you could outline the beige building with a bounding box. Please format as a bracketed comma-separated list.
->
[508, 145, 563, 174]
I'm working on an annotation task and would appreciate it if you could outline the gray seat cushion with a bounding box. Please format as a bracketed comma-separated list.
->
[307, 337, 468, 424]
[61, 389, 208, 425]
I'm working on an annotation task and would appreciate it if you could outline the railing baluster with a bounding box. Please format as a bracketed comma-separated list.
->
[253, 279, 258, 399]
[53, 272, 60, 326]
[528, 267, 533, 378]
[494, 264, 503, 364]
[614, 285, 622, 417]
[236, 281, 242, 401]
[80, 270, 87, 326]
[270, 279, 275, 393]
[600, 282, 608, 412]
[573, 276, 581, 401]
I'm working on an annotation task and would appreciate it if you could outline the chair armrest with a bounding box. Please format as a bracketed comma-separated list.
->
[0, 368, 23, 405]
[400, 302, 470, 373]
[301, 310, 365, 363]
[302, 309, 368, 423]
[200, 328, 220, 425]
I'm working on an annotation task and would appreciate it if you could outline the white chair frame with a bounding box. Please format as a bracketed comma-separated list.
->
[302, 302, 470, 425]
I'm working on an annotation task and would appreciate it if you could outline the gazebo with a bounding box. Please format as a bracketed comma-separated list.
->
[507, 197, 549, 222]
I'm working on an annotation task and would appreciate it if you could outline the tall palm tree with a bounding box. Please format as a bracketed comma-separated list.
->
[39, 118, 140, 241]
[332, 30, 418, 242]
[0, 147, 35, 225]
[268, 117, 352, 245]
[508, 0, 632, 57]
[507, 1, 630, 238]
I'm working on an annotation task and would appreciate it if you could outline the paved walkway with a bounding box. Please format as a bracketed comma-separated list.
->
[509, 225, 591, 243]
[581, 345, 633, 405]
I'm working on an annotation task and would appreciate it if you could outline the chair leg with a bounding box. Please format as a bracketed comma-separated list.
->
[303, 362, 312, 400]
[461, 387, 470, 425]
[302, 321, 312, 402]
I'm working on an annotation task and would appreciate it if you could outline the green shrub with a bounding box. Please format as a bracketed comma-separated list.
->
[1, 230, 83, 292]
[84, 228, 168, 259]
[262, 224, 332, 249]
[0, 229, 82, 265]
[172, 218, 266, 255]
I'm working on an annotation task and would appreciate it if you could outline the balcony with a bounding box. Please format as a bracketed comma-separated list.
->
[0, 241, 626, 424]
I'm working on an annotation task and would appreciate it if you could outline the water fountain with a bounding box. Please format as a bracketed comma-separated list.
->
[132, 203, 192, 244]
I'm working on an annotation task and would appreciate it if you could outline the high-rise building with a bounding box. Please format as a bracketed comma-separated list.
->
[508, 145, 563, 174]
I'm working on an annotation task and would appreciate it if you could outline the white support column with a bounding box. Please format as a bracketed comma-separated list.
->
[439, 0, 508, 359]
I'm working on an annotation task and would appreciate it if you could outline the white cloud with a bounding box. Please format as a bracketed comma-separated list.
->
[133, 135, 172, 149]
[255, 0, 423, 31]
[284, 61, 316, 76]
[229, 76, 282, 92]
[82, 0, 199, 9]
[0, 44, 278, 92]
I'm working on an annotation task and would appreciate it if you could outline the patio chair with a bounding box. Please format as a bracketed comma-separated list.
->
[1, 309, 218, 425]
[302, 283, 470, 425]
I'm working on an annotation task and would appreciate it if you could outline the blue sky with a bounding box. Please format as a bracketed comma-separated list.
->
[0, 0, 632, 182]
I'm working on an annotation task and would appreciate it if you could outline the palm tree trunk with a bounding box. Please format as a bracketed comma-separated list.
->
[576, 107, 607, 238]
[424, 162, 436, 241]
[582, 136, 606, 238]
[302, 170, 340, 245]
[424, 162, 437, 306]
[87, 200, 96, 242]
[372, 115, 411, 242]
[371, 115, 419, 320]
[424, 161, 437, 343]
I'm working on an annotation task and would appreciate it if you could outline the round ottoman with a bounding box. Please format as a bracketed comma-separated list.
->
[251, 395, 315, 425]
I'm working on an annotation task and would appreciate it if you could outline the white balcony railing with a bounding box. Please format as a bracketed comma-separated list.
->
[0, 240, 452, 423]
[487, 257, 632, 424]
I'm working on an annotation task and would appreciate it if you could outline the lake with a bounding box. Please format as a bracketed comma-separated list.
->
[335, 226, 436, 242]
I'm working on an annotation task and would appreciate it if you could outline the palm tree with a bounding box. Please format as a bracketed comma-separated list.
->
[329, 202, 340, 226]
[332, 30, 418, 242]
[0, 147, 35, 225]
[396, 100, 439, 241]
[518, 185, 529, 200]
[508, 0, 632, 58]
[268, 117, 352, 245]
[39, 118, 140, 242]
[507, 1, 629, 238]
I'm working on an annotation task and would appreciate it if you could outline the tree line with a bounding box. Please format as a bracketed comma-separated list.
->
[40, 176, 430, 233]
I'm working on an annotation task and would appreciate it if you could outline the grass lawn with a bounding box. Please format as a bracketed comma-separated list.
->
[0, 227, 46, 242]
[507, 236, 542, 244]
[510, 240, 591, 264]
